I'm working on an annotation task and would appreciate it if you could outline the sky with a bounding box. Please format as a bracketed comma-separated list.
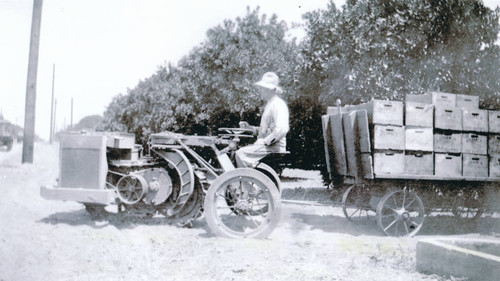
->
[0, 0, 499, 141]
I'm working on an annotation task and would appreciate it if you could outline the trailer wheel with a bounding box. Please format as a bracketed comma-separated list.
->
[342, 185, 375, 222]
[376, 190, 424, 237]
[452, 189, 484, 219]
[204, 168, 281, 239]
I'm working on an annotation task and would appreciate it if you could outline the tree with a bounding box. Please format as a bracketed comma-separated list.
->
[99, 7, 305, 148]
[72, 115, 104, 131]
[301, 0, 500, 107]
[176, 7, 303, 133]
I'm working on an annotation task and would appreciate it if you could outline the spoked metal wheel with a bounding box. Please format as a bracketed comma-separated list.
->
[452, 189, 484, 219]
[342, 185, 375, 222]
[376, 190, 425, 237]
[116, 175, 148, 204]
[204, 168, 281, 239]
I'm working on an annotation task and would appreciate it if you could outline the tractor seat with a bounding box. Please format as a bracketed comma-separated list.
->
[259, 151, 290, 165]
[257, 152, 290, 175]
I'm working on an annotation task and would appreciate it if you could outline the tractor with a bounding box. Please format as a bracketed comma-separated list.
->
[41, 128, 283, 238]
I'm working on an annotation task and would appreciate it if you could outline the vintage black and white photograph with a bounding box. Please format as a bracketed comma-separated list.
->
[1, 0, 500, 280]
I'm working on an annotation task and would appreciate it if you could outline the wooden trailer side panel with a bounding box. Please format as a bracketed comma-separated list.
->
[322, 113, 348, 179]
[355, 110, 372, 154]
[355, 110, 374, 179]
[322, 115, 333, 180]
[329, 114, 348, 176]
[342, 110, 374, 181]
[343, 112, 358, 179]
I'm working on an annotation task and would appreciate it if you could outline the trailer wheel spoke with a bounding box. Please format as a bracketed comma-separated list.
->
[383, 219, 398, 232]
[403, 221, 410, 234]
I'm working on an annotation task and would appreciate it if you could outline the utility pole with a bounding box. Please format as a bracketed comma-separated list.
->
[70, 98, 73, 130]
[49, 64, 55, 144]
[22, 0, 43, 164]
[53, 98, 57, 137]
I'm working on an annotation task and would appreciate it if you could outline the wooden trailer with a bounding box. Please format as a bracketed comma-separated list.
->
[323, 97, 500, 237]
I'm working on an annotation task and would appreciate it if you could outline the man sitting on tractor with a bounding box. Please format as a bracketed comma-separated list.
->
[236, 72, 289, 168]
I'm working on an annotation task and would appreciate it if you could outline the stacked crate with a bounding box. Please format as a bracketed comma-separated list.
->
[408, 92, 463, 176]
[459, 94, 489, 177]
[323, 94, 499, 179]
[407, 92, 496, 178]
[490, 111, 500, 177]
[404, 100, 434, 175]
[350, 100, 405, 175]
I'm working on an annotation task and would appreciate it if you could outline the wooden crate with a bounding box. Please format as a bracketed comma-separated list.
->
[435, 107, 462, 131]
[462, 133, 487, 155]
[373, 125, 405, 150]
[489, 135, 500, 154]
[404, 151, 433, 175]
[374, 150, 405, 174]
[462, 109, 488, 132]
[462, 154, 488, 178]
[490, 154, 500, 178]
[435, 153, 462, 177]
[353, 99, 403, 126]
[431, 91, 456, 107]
[405, 127, 433, 151]
[406, 94, 432, 104]
[405, 102, 434, 127]
[456, 94, 479, 110]
[434, 133, 462, 153]
[489, 111, 500, 133]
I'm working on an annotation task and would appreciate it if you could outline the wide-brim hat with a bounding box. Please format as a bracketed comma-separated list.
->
[254, 72, 280, 91]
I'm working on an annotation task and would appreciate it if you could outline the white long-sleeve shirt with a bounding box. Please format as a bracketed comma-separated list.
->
[258, 95, 289, 149]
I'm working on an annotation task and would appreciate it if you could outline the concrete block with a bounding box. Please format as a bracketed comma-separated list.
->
[417, 238, 500, 281]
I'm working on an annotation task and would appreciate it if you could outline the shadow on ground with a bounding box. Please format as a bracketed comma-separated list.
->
[419, 215, 500, 236]
[289, 212, 383, 236]
[281, 184, 500, 237]
[282, 187, 342, 203]
[39, 207, 211, 233]
[288, 210, 500, 237]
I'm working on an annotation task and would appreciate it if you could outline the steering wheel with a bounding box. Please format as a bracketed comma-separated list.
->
[218, 127, 255, 139]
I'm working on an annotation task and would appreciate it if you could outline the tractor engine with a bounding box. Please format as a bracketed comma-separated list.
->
[106, 142, 173, 206]
[44, 132, 203, 225]
[105, 134, 203, 223]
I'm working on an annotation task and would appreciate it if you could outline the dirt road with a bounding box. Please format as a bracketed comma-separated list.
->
[0, 142, 497, 280]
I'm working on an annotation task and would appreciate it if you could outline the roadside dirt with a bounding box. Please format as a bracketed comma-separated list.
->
[0, 142, 498, 281]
